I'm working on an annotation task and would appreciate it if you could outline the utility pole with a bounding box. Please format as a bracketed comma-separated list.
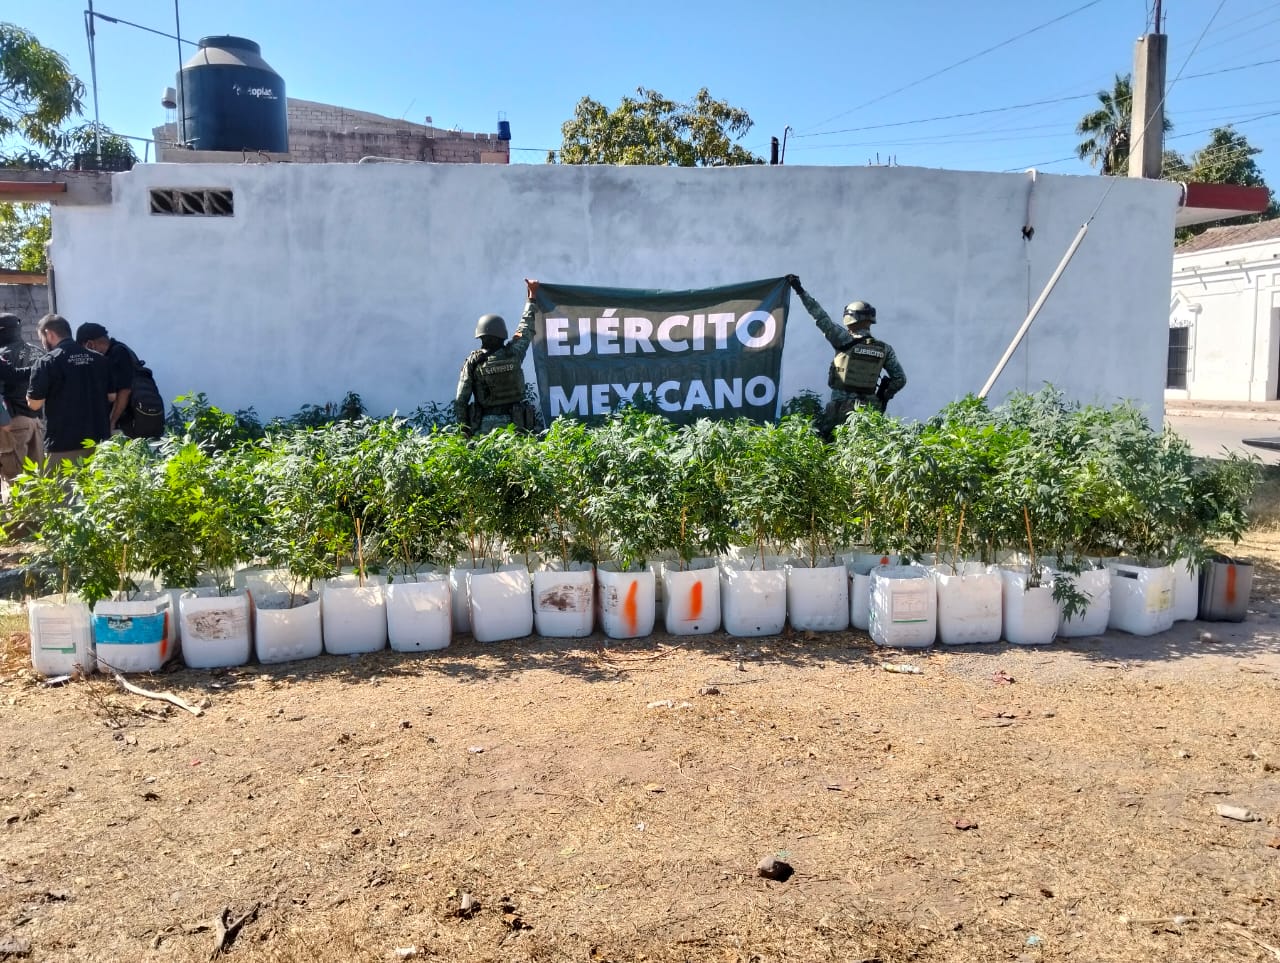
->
[1128, 0, 1167, 178]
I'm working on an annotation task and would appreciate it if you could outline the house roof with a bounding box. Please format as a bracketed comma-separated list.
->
[1175, 215, 1280, 253]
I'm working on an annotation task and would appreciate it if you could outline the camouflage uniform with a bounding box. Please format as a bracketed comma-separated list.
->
[454, 299, 537, 435]
[796, 289, 906, 436]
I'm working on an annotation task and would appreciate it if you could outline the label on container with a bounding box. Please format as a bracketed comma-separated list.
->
[94, 611, 166, 645]
[891, 590, 930, 623]
[34, 613, 77, 654]
[1145, 584, 1173, 613]
[185, 605, 248, 641]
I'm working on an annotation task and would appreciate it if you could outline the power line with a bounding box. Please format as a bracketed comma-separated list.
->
[796, 0, 1106, 133]
[794, 94, 1097, 140]
[1181, 56, 1280, 81]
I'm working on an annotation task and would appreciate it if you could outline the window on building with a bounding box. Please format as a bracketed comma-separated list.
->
[149, 188, 234, 216]
[1167, 327, 1189, 389]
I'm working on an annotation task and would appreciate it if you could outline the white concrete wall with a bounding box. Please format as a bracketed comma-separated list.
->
[50, 162, 1180, 422]
[1170, 238, 1280, 402]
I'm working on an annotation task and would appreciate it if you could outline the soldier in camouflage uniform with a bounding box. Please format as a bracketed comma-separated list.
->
[454, 279, 540, 436]
[786, 275, 906, 439]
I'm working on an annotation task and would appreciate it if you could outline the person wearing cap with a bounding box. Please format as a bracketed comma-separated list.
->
[453, 279, 540, 436]
[25, 314, 112, 466]
[785, 275, 907, 439]
[75, 322, 136, 434]
[0, 313, 45, 482]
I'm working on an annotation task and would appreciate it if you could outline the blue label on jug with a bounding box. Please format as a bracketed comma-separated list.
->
[94, 612, 166, 645]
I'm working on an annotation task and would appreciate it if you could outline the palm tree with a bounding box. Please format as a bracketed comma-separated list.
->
[1076, 73, 1172, 175]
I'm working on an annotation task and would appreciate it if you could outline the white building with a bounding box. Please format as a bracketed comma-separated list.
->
[1169, 219, 1280, 402]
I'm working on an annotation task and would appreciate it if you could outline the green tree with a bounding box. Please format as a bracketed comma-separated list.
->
[0, 201, 49, 272]
[1075, 73, 1172, 175]
[550, 87, 762, 166]
[1, 22, 84, 162]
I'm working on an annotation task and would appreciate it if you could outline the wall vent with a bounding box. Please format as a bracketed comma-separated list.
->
[149, 188, 234, 216]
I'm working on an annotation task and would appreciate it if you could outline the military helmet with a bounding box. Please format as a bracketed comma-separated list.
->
[843, 301, 876, 325]
[0, 313, 21, 332]
[474, 313, 508, 339]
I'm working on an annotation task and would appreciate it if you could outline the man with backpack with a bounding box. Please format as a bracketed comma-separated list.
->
[74, 322, 165, 439]
[0, 312, 46, 482]
[453, 279, 541, 436]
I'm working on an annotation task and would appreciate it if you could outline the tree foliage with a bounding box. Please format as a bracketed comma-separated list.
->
[0, 22, 84, 159]
[1075, 73, 1172, 175]
[550, 87, 762, 167]
[0, 202, 49, 272]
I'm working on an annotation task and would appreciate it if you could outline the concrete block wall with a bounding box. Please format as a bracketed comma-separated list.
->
[0, 284, 49, 344]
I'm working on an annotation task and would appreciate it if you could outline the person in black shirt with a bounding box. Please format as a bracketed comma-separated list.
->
[76, 322, 135, 435]
[26, 314, 113, 466]
[0, 313, 45, 482]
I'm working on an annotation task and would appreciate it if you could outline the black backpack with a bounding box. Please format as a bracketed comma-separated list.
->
[118, 343, 165, 439]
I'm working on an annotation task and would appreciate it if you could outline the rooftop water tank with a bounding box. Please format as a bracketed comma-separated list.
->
[177, 36, 287, 153]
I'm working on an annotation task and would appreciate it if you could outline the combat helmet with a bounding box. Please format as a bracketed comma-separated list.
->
[842, 301, 876, 325]
[474, 314, 508, 339]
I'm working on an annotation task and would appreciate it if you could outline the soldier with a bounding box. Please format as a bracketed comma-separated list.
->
[0, 312, 46, 483]
[786, 275, 906, 438]
[454, 279, 540, 436]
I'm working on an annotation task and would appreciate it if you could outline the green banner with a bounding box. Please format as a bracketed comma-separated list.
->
[531, 277, 791, 426]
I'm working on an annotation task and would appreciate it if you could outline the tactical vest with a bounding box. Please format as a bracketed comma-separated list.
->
[829, 338, 887, 394]
[471, 348, 525, 409]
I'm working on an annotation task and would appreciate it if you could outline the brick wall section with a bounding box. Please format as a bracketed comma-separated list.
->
[0, 283, 48, 344]
[153, 98, 509, 164]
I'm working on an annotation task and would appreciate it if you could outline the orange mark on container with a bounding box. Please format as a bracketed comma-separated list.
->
[160, 612, 169, 659]
[689, 580, 704, 620]
[1225, 564, 1237, 605]
[623, 580, 639, 634]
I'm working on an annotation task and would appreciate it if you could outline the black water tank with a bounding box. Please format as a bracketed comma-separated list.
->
[177, 36, 287, 152]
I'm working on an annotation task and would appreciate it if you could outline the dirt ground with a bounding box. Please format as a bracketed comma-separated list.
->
[1, 539, 1278, 962]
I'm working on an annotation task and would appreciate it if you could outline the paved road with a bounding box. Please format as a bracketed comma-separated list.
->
[1165, 414, 1280, 466]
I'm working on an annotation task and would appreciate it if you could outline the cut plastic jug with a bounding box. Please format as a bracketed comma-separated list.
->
[1170, 558, 1199, 622]
[869, 565, 936, 648]
[179, 590, 251, 668]
[1000, 567, 1058, 645]
[661, 559, 720, 636]
[386, 571, 452, 651]
[597, 563, 656, 640]
[532, 562, 595, 638]
[321, 574, 387, 655]
[449, 558, 500, 635]
[94, 595, 174, 673]
[1198, 554, 1252, 622]
[253, 589, 322, 664]
[1055, 563, 1111, 637]
[786, 558, 849, 632]
[720, 557, 787, 638]
[28, 595, 94, 676]
[1106, 561, 1174, 636]
[468, 564, 534, 643]
[932, 562, 1002, 645]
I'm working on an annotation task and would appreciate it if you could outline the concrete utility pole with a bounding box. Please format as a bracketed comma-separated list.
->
[1128, 0, 1167, 178]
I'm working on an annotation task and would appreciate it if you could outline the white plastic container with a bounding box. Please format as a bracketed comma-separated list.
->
[179, 590, 251, 668]
[448, 558, 499, 635]
[1056, 564, 1111, 637]
[646, 551, 679, 621]
[661, 559, 720, 636]
[1171, 558, 1199, 622]
[94, 595, 175, 673]
[1107, 561, 1175, 636]
[532, 562, 595, 638]
[869, 565, 936, 648]
[842, 553, 898, 631]
[386, 571, 452, 652]
[1000, 567, 1058, 645]
[597, 563, 657, 640]
[468, 564, 534, 643]
[720, 557, 787, 637]
[321, 574, 387, 655]
[28, 596, 94, 676]
[786, 558, 850, 632]
[932, 562, 1002, 645]
[253, 589, 322, 664]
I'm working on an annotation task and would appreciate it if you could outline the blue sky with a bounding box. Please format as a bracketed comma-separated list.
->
[13, 0, 1280, 183]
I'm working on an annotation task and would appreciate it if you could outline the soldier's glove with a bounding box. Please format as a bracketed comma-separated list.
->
[784, 274, 804, 294]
